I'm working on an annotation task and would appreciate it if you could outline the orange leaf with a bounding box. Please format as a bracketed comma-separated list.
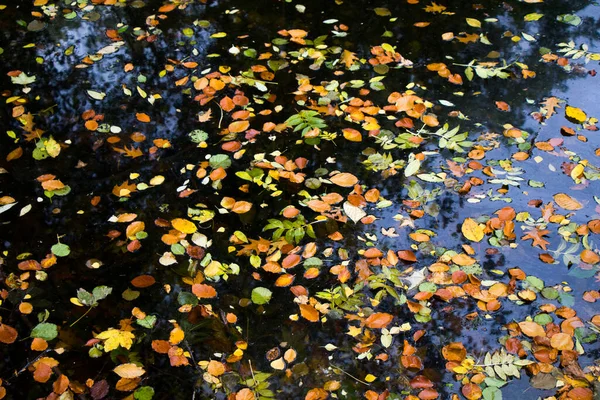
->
[299, 304, 319, 322]
[275, 274, 295, 287]
[41, 179, 65, 191]
[518, 321, 545, 337]
[553, 193, 583, 210]
[136, 113, 151, 123]
[220, 96, 235, 112]
[151, 340, 171, 354]
[330, 172, 358, 187]
[581, 249, 600, 264]
[364, 312, 393, 329]
[228, 120, 250, 133]
[342, 128, 362, 142]
[495, 101, 510, 111]
[158, 3, 177, 12]
[231, 201, 252, 214]
[207, 360, 226, 376]
[550, 332, 574, 351]
[192, 284, 217, 299]
[282, 254, 301, 269]
[235, 388, 255, 400]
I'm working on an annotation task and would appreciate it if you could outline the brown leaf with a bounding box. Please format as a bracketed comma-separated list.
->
[6, 147, 23, 162]
[441, 342, 466, 362]
[0, 323, 18, 344]
[131, 275, 156, 288]
[461, 383, 482, 400]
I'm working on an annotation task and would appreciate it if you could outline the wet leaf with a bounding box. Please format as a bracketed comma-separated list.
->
[114, 363, 146, 378]
[461, 218, 484, 242]
[518, 321, 545, 337]
[251, 287, 272, 305]
[553, 193, 583, 210]
[330, 173, 358, 187]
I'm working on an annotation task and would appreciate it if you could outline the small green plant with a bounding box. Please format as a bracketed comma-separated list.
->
[263, 215, 316, 244]
[285, 110, 327, 144]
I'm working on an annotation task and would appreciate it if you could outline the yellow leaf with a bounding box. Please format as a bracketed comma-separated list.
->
[96, 329, 135, 352]
[364, 374, 377, 383]
[169, 326, 185, 345]
[461, 218, 484, 242]
[553, 193, 583, 211]
[171, 218, 197, 234]
[113, 363, 145, 378]
[565, 105, 587, 123]
[466, 18, 481, 28]
[342, 128, 362, 142]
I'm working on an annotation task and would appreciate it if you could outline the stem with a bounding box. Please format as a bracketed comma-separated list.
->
[329, 363, 371, 386]
[70, 307, 92, 327]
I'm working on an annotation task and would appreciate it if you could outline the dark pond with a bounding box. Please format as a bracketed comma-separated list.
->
[1, 0, 600, 399]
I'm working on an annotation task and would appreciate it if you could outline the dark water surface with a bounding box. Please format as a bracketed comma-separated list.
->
[1, 0, 600, 399]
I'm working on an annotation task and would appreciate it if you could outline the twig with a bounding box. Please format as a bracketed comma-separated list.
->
[248, 360, 260, 398]
[215, 101, 224, 129]
[70, 306, 92, 327]
[329, 362, 371, 386]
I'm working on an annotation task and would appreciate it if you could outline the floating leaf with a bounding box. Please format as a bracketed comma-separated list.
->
[114, 363, 146, 378]
[330, 173, 358, 187]
[553, 193, 583, 210]
[171, 218, 197, 234]
[461, 218, 484, 242]
[518, 321, 545, 337]
[251, 287, 272, 305]
[565, 105, 587, 123]
[32, 323, 58, 341]
[466, 18, 481, 28]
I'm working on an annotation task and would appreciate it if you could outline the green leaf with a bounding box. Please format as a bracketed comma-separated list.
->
[87, 90, 106, 100]
[251, 287, 272, 305]
[482, 386, 503, 400]
[134, 386, 155, 400]
[92, 286, 113, 302]
[31, 323, 58, 341]
[177, 291, 199, 306]
[51, 243, 70, 257]
[77, 289, 95, 306]
[209, 154, 232, 169]
[524, 13, 543, 22]
[557, 14, 581, 26]
[11, 72, 36, 85]
[189, 129, 208, 143]
[136, 315, 157, 329]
